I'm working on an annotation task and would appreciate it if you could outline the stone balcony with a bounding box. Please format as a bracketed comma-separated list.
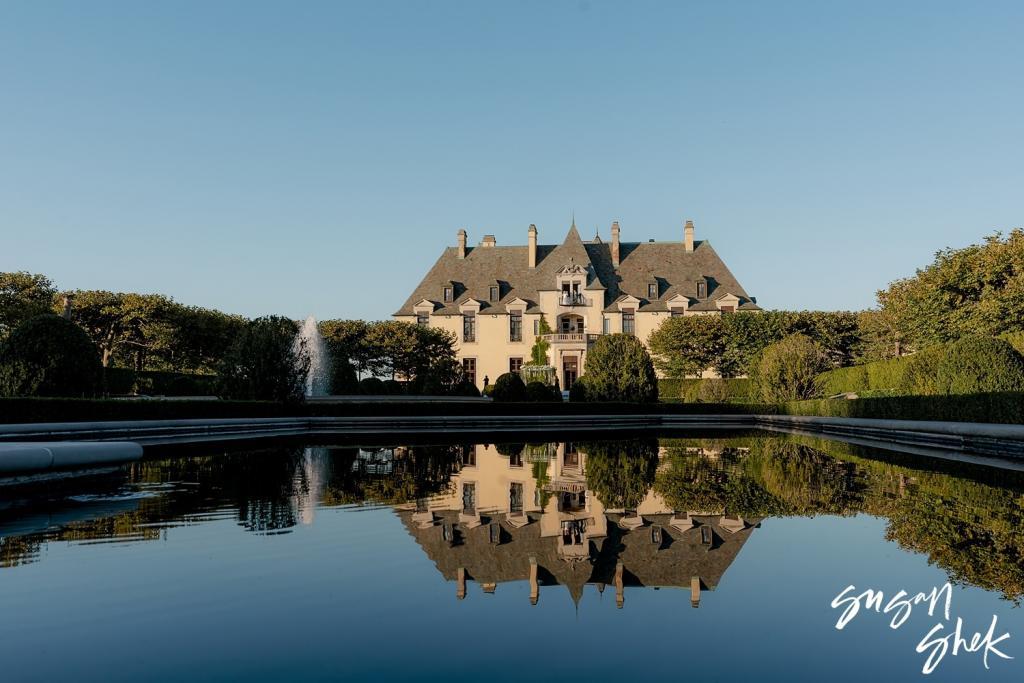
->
[541, 333, 600, 345]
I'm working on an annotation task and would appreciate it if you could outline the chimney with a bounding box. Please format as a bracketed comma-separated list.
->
[684, 219, 694, 252]
[481, 234, 496, 248]
[611, 221, 621, 268]
[457, 229, 467, 258]
[528, 224, 537, 268]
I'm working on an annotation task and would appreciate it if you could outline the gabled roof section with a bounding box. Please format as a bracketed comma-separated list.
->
[395, 226, 759, 316]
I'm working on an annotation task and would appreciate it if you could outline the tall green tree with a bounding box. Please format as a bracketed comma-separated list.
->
[582, 333, 657, 402]
[0, 272, 56, 339]
[217, 316, 307, 402]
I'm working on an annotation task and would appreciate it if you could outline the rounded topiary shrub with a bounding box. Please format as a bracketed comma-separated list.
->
[491, 372, 528, 402]
[525, 380, 554, 402]
[456, 380, 480, 397]
[358, 376, 386, 394]
[581, 334, 657, 403]
[934, 336, 1024, 395]
[382, 379, 405, 395]
[752, 333, 828, 402]
[0, 314, 101, 397]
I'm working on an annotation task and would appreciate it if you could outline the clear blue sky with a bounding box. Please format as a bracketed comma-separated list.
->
[1, 1, 1021, 321]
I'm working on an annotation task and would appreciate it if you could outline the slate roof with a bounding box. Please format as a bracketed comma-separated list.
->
[394, 223, 760, 316]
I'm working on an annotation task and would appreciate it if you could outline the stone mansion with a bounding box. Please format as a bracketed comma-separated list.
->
[393, 219, 759, 390]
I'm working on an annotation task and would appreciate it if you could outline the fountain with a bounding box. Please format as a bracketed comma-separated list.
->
[294, 315, 332, 397]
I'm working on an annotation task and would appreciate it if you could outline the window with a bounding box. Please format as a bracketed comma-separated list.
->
[510, 482, 524, 513]
[443, 286, 453, 303]
[509, 357, 523, 373]
[720, 305, 735, 314]
[509, 451, 523, 468]
[671, 308, 685, 318]
[533, 319, 540, 335]
[648, 283, 657, 299]
[489, 285, 499, 302]
[697, 281, 707, 299]
[510, 312, 522, 342]
[462, 444, 476, 467]
[602, 317, 610, 334]
[462, 358, 476, 386]
[463, 313, 476, 342]
[622, 309, 635, 336]
[416, 313, 429, 327]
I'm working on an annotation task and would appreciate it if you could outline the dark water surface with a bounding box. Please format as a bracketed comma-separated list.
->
[1, 431, 1022, 682]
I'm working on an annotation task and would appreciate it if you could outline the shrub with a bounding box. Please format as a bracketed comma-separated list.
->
[495, 442, 525, 458]
[331, 359, 359, 395]
[382, 379, 406, 395]
[934, 336, 1024, 395]
[218, 316, 307, 403]
[999, 331, 1024, 357]
[525, 380, 559, 402]
[902, 346, 945, 395]
[358, 376, 386, 394]
[491, 372, 528, 402]
[455, 380, 481, 397]
[0, 314, 101, 397]
[692, 378, 731, 403]
[569, 376, 589, 402]
[582, 334, 658, 403]
[752, 334, 827, 402]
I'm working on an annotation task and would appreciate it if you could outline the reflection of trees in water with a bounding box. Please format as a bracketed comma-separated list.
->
[576, 438, 659, 510]
[654, 434, 1024, 602]
[1, 443, 465, 567]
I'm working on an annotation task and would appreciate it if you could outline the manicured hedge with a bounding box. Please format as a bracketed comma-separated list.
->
[658, 378, 753, 402]
[781, 392, 1024, 424]
[0, 397, 769, 424]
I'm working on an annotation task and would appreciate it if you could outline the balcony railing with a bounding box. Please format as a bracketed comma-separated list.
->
[542, 333, 600, 344]
[558, 293, 590, 306]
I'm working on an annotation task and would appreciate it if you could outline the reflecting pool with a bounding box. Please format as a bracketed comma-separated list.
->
[1, 432, 1023, 681]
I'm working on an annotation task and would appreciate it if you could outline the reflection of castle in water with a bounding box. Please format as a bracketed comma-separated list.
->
[396, 442, 760, 608]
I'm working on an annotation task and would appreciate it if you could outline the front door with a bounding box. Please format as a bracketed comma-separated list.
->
[563, 356, 578, 390]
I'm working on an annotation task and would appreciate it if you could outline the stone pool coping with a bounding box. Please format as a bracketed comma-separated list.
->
[2, 413, 1024, 473]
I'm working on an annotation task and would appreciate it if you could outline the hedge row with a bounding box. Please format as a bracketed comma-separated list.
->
[0, 397, 767, 424]
[781, 392, 1024, 425]
[657, 378, 753, 402]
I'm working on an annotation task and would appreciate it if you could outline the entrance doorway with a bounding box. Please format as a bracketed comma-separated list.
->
[563, 356, 578, 390]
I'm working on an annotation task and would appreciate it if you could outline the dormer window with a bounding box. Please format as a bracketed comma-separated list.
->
[697, 281, 707, 299]
[489, 285, 499, 302]
[443, 286, 453, 303]
[647, 282, 658, 299]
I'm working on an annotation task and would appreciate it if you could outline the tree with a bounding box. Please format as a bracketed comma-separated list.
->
[0, 314, 101, 397]
[751, 333, 828, 402]
[217, 316, 307, 402]
[648, 315, 725, 377]
[0, 272, 56, 339]
[528, 314, 552, 365]
[582, 334, 657, 402]
[875, 229, 1024, 350]
[65, 290, 177, 368]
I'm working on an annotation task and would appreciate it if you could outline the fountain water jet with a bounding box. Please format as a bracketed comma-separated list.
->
[294, 315, 332, 397]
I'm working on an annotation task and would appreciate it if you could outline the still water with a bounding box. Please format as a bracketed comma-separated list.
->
[1, 431, 1022, 682]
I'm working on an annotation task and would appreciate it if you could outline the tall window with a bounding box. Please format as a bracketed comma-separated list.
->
[416, 313, 429, 327]
[602, 317, 610, 334]
[622, 309, 635, 336]
[443, 286, 453, 302]
[533, 319, 540, 335]
[463, 313, 476, 342]
[462, 358, 476, 386]
[489, 285, 499, 302]
[510, 312, 522, 342]
[509, 357, 523, 373]
[648, 283, 657, 299]
[697, 282, 707, 299]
